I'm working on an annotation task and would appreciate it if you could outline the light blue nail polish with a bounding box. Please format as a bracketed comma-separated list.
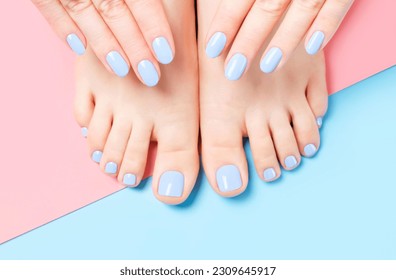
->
[225, 53, 247, 81]
[304, 144, 318, 158]
[216, 164, 242, 192]
[81, 127, 88, 138]
[138, 60, 159, 87]
[206, 32, 227, 58]
[263, 168, 277, 181]
[152, 36, 173, 64]
[158, 171, 184, 197]
[285, 155, 298, 170]
[306, 31, 325, 55]
[123, 173, 137, 187]
[91, 151, 103, 164]
[66, 33, 85, 55]
[260, 47, 283, 74]
[316, 117, 323, 128]
[106, 51, 130, 78]
[105, 162, 118, 174]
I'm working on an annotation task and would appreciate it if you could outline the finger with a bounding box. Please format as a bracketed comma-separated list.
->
[31, 0, 86, 55]
[92, 0, 160, 87]
[126, 0, 175, 65]
[260, 0, 326, 74]
[60, 0, 131, 78]
[305, 0, 355, 55]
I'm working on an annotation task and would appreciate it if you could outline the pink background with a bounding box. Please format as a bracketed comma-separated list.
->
[1, 0, 395, 244]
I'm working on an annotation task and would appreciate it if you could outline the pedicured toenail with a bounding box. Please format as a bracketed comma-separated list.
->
[123, 173, 137, 187]
[216, 165, 242, 193]
[316, 117, 323, 128]
[91, 151, 103, 164]
[138, 60, 160, 87]
[105, 162, 118, 174]
[158, 171, 184, 197]
[306, 31, 325, 55]
[284, 156, 298, 170]
[260, 47, 283, 74]
[66, 33, 85, 55]
[106, 51, 130, 78]
[263, 168, 277, 181]
[152, 36, 174, 64]
[304, 144, 318, 158]
[225, 53, 247, 81]
[206, 32, 227, 58]
[81, 127, 88, 138]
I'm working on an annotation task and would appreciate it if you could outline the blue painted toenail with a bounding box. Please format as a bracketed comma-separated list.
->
[105, 162, 118, 174]
[316, 117, 323, 128]
[263, 168, 277, 181]
[304, 144, 318, 158]
[285, 156, 298, 170]
[123, 173, 137, 187]
[216, 165, 243, 192]
[260, 47, 283, 74]
[81, 127, 88, 138]
[206, 32, 227, 58]
[91, 151, 103, 164]
[106, 51, 130, 78]
[152, 36, 173, 64]
[225, 53, 247, 81]
[158, 171, 184, 197]
[66, 33, 85, 55]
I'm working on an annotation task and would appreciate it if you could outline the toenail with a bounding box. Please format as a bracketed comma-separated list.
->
[316, 117, 323, 128]
[260, 47, 283, 74]
[106, 51, 130, 78]
[105, 162, 118, 174]
[152, 36, 174, 64]
[304, 144, 318, 158]
[158, 171, 184, 197]
[81, 127, 88, 138]
[225, 53, 247, 81]
[306, 31, 325, 55]
[284, 156, 298, 170]
[123, 173, 137, 187]
[206, 32, 227, 58]
[216, 165, 243, 193]
[91, 151, 103, 164]
[66, 33, 85, 55]
[138, 60, 159, 87]
[263, 168, 277, 181]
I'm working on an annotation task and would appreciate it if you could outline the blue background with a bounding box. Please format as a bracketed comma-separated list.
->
[0, 66, 395, 260]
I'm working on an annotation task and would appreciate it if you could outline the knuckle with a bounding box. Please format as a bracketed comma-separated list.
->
[32, 0, 52, 9]
[296, 0, 325, 10]
[255, 0, 289, 17]
[98, 0, 129, 20]
[61, 0, 93, 14]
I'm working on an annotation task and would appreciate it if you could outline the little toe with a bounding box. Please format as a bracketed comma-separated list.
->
[74, 84, 94, 138]
[307, 60, 328, 128]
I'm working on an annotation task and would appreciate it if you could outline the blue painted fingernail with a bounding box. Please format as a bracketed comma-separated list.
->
[138, 60, 159, 87]
[66, 33, 85, 55]
[304, 144, 318, 158]
[81, 127, 88, 138]
[316, 117, 323, 128]
[106, 51, 130, 78]
[285, 155, 298, 170]
[105, 162, 118, 174]
[260, 47, 283, 73]
[306, 31, 325, 55]
[206, 32, 227, 58]
[225, 53, 247, 81]
[91, 151, 103, 164]
[263, 168, 277, 181]
[158, 171, 184, 197]
[216, 164, 242, 192]
[152, 36, 173, 64]
[123, 173, 137, 187]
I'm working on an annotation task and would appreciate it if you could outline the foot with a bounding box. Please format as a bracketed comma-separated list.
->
[74, 0, 199, 205]
[198, 0, 328, 197]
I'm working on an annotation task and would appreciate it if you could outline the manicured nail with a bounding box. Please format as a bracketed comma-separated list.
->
[263, 168, 277, 181]
[260, 47, 283, 73]
[152, 36, 173, 64]
[216, 164, 242, 192]
[105, 162, 118, 174]
[106, 51, 130, 78]
[123, 173, 137, 187]
[306, 31, 325, 55]
[158, 171, 184, 197]
[138, 60, 159, 87]
[206, 32, 227, 58]
[304, 144, 318, 158]
[316, 117, 323, 128]
[284, 155, 298, 170]
[66, 33, 85, 55]
[225, 53, 247, 81]
[81, 127, 88, 138]
[91, 151, 103, 164]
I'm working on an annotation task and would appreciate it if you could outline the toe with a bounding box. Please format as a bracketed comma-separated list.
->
[74, 82, 94, 138]
[307, 63, 328, 129]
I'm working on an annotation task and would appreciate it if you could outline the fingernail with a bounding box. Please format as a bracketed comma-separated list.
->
[206, 32, 227, 58]
[81, 127, 88, 138]
[304, 144, 318, 158]
[158, 171, 184, 197]
[105, 162, 118, 174]
[106, 51, 130, 78]
[152, 36, 173, 64]
[225, 53, 247, 81]
[123, 173, 137, 187]
[306, 31, 325, 55]
[284, 155, 298, 170]
[263, 168, 277, 181]
[66, 33, 85, 55]
[260, 47, 283, 73]
[216, 164, 242, 192]
[316, 117, 323, 128]
[91, 151, 103, 164]
[138, 60, 159, 87]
